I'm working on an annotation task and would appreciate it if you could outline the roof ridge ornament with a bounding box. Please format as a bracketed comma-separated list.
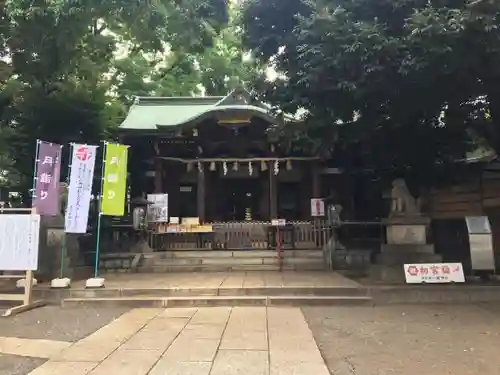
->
[215, 86, 252, 107]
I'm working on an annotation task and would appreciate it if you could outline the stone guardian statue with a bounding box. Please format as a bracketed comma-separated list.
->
[390, 179, 421, 216]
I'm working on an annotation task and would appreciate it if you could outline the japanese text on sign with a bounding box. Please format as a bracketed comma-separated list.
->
[310, 198, 325, 217]
[34, 142, 62, 216]
[101, 143, 128, 216]
[404, 263, 465, 284]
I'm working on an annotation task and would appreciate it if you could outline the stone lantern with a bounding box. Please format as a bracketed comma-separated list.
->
[130, 196, 153, 253]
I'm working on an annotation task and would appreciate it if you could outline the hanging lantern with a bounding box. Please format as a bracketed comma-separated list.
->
[286, 160, 292, 171]
[223, 161, 228, 176]
[232, 161, 239, 171]
[248, 162, 253, 176]
[274, 160, 279, 175]
[261, 160, 268, 171]
[197, 161, 203, 172]
[209, 161, 216, 171]
[187, 162, 193, 172]
[245, 207, 252, 221]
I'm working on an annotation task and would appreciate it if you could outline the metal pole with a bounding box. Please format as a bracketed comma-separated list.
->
[93, 142, 108, 278]
[60, 143, 71, 279]
[276, 227, 282, 272]
[31, 140, 41, 208]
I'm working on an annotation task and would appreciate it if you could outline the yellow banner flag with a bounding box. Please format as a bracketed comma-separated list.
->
[101, 143, 128, 216]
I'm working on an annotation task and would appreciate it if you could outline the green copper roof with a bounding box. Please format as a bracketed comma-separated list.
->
[119, 88, 287, 131]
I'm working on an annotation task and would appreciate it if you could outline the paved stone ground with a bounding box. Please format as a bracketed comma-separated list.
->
[16, 307, 329, 375]
[0, 306, 128, 375]
[303, 304, 500, 375]
[0, 354, 45, 375]
[41, 271, 360, 289]
[0, 306, 129, 341]
[4, 304, 500, 374]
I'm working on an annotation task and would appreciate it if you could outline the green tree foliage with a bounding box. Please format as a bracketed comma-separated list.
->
[0, 0, 231, 197]
[242, 0, 500, 186]
[110, 4, 262, 104]
[198, 15, 263, 96]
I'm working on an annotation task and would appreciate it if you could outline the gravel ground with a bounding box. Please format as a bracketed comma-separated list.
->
[0, 305, 129, 342]
[303, 304, 500, 375]
[0, 306, 129, 375]
[0, 355, 45, 375]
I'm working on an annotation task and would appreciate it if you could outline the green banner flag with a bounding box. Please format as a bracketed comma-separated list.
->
[101, 143, 128, 216]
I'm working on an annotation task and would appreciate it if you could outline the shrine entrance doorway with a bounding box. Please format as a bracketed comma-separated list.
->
[223, 179, 261, 221]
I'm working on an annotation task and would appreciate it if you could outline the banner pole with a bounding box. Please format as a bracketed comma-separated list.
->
[60, 143, 71, 279]
[31, 140, 41, 208]
[93, 142, 107, 278]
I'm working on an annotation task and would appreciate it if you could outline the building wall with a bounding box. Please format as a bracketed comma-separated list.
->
[426, 167, 500, 268]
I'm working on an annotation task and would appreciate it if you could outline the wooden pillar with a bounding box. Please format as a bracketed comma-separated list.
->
[164, 161, 181, 218]
[269, 162, 278, 219]
[312, 163, 321, 198]
[197, 167, 206, 223]
[154, 158, 163, 193]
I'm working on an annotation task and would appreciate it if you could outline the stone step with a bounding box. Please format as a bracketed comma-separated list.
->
[136, 262, 325, 273]
[100, 250, 326, 273]
[62, 295, 372, 308]
[146, 257, 325, 267]
[58, 286, 367, 299]
[143, 250, 324, 259]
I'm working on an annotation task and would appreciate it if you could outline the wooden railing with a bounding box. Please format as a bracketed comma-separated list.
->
[146, 220, 331, 251]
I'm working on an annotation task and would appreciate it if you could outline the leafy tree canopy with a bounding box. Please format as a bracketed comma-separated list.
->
[242, 0, 500, 187]
[0, 0, 235, 197]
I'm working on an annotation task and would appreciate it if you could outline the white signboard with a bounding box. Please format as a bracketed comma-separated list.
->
[271, 219, 286, 226]
[465, 216, 491, 234]
[147, 193, 168, 222]
[404, 263, 465, 284]
[310, 198, 325, 217]
[0, 215, 40, 271]
[65, 144, 98, 233]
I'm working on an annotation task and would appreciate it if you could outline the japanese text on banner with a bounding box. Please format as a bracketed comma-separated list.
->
[34, 141, 62, 216]
[65, 144, 97, 233]
[101, 143, 128, 216]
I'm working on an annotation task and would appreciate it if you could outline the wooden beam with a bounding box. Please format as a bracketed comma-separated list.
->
[154, 159, 163, 193]
[269, 162, 278, 219]
[197, 168, 206, 223]
[312, 163, 321, 198]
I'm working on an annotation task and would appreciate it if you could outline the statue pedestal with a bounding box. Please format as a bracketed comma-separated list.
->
[38, 216, 90, 282]
[373, 215, 442, 281]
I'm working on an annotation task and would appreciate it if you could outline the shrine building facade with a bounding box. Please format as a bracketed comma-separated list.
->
[118, 88, 332, 224]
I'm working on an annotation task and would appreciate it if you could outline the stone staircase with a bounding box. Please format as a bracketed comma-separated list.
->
[60, 285, 371, 308]
[129, 249, 326, 273]
[35, 270, 372, 307]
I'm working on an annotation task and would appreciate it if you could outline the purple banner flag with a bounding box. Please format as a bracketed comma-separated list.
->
[34, 141, 62, 216]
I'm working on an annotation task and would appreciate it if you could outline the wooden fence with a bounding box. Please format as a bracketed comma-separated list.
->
[147, 221, 331, 251]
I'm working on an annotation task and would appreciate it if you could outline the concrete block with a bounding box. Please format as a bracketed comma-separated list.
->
[85, 277, 105, 288]
[50, 278, 71, 288]
[16, 278, 37, 288]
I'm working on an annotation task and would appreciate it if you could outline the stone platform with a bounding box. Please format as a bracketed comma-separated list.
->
[27, 306, 331, 375]
[34, 271, 372, 307]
